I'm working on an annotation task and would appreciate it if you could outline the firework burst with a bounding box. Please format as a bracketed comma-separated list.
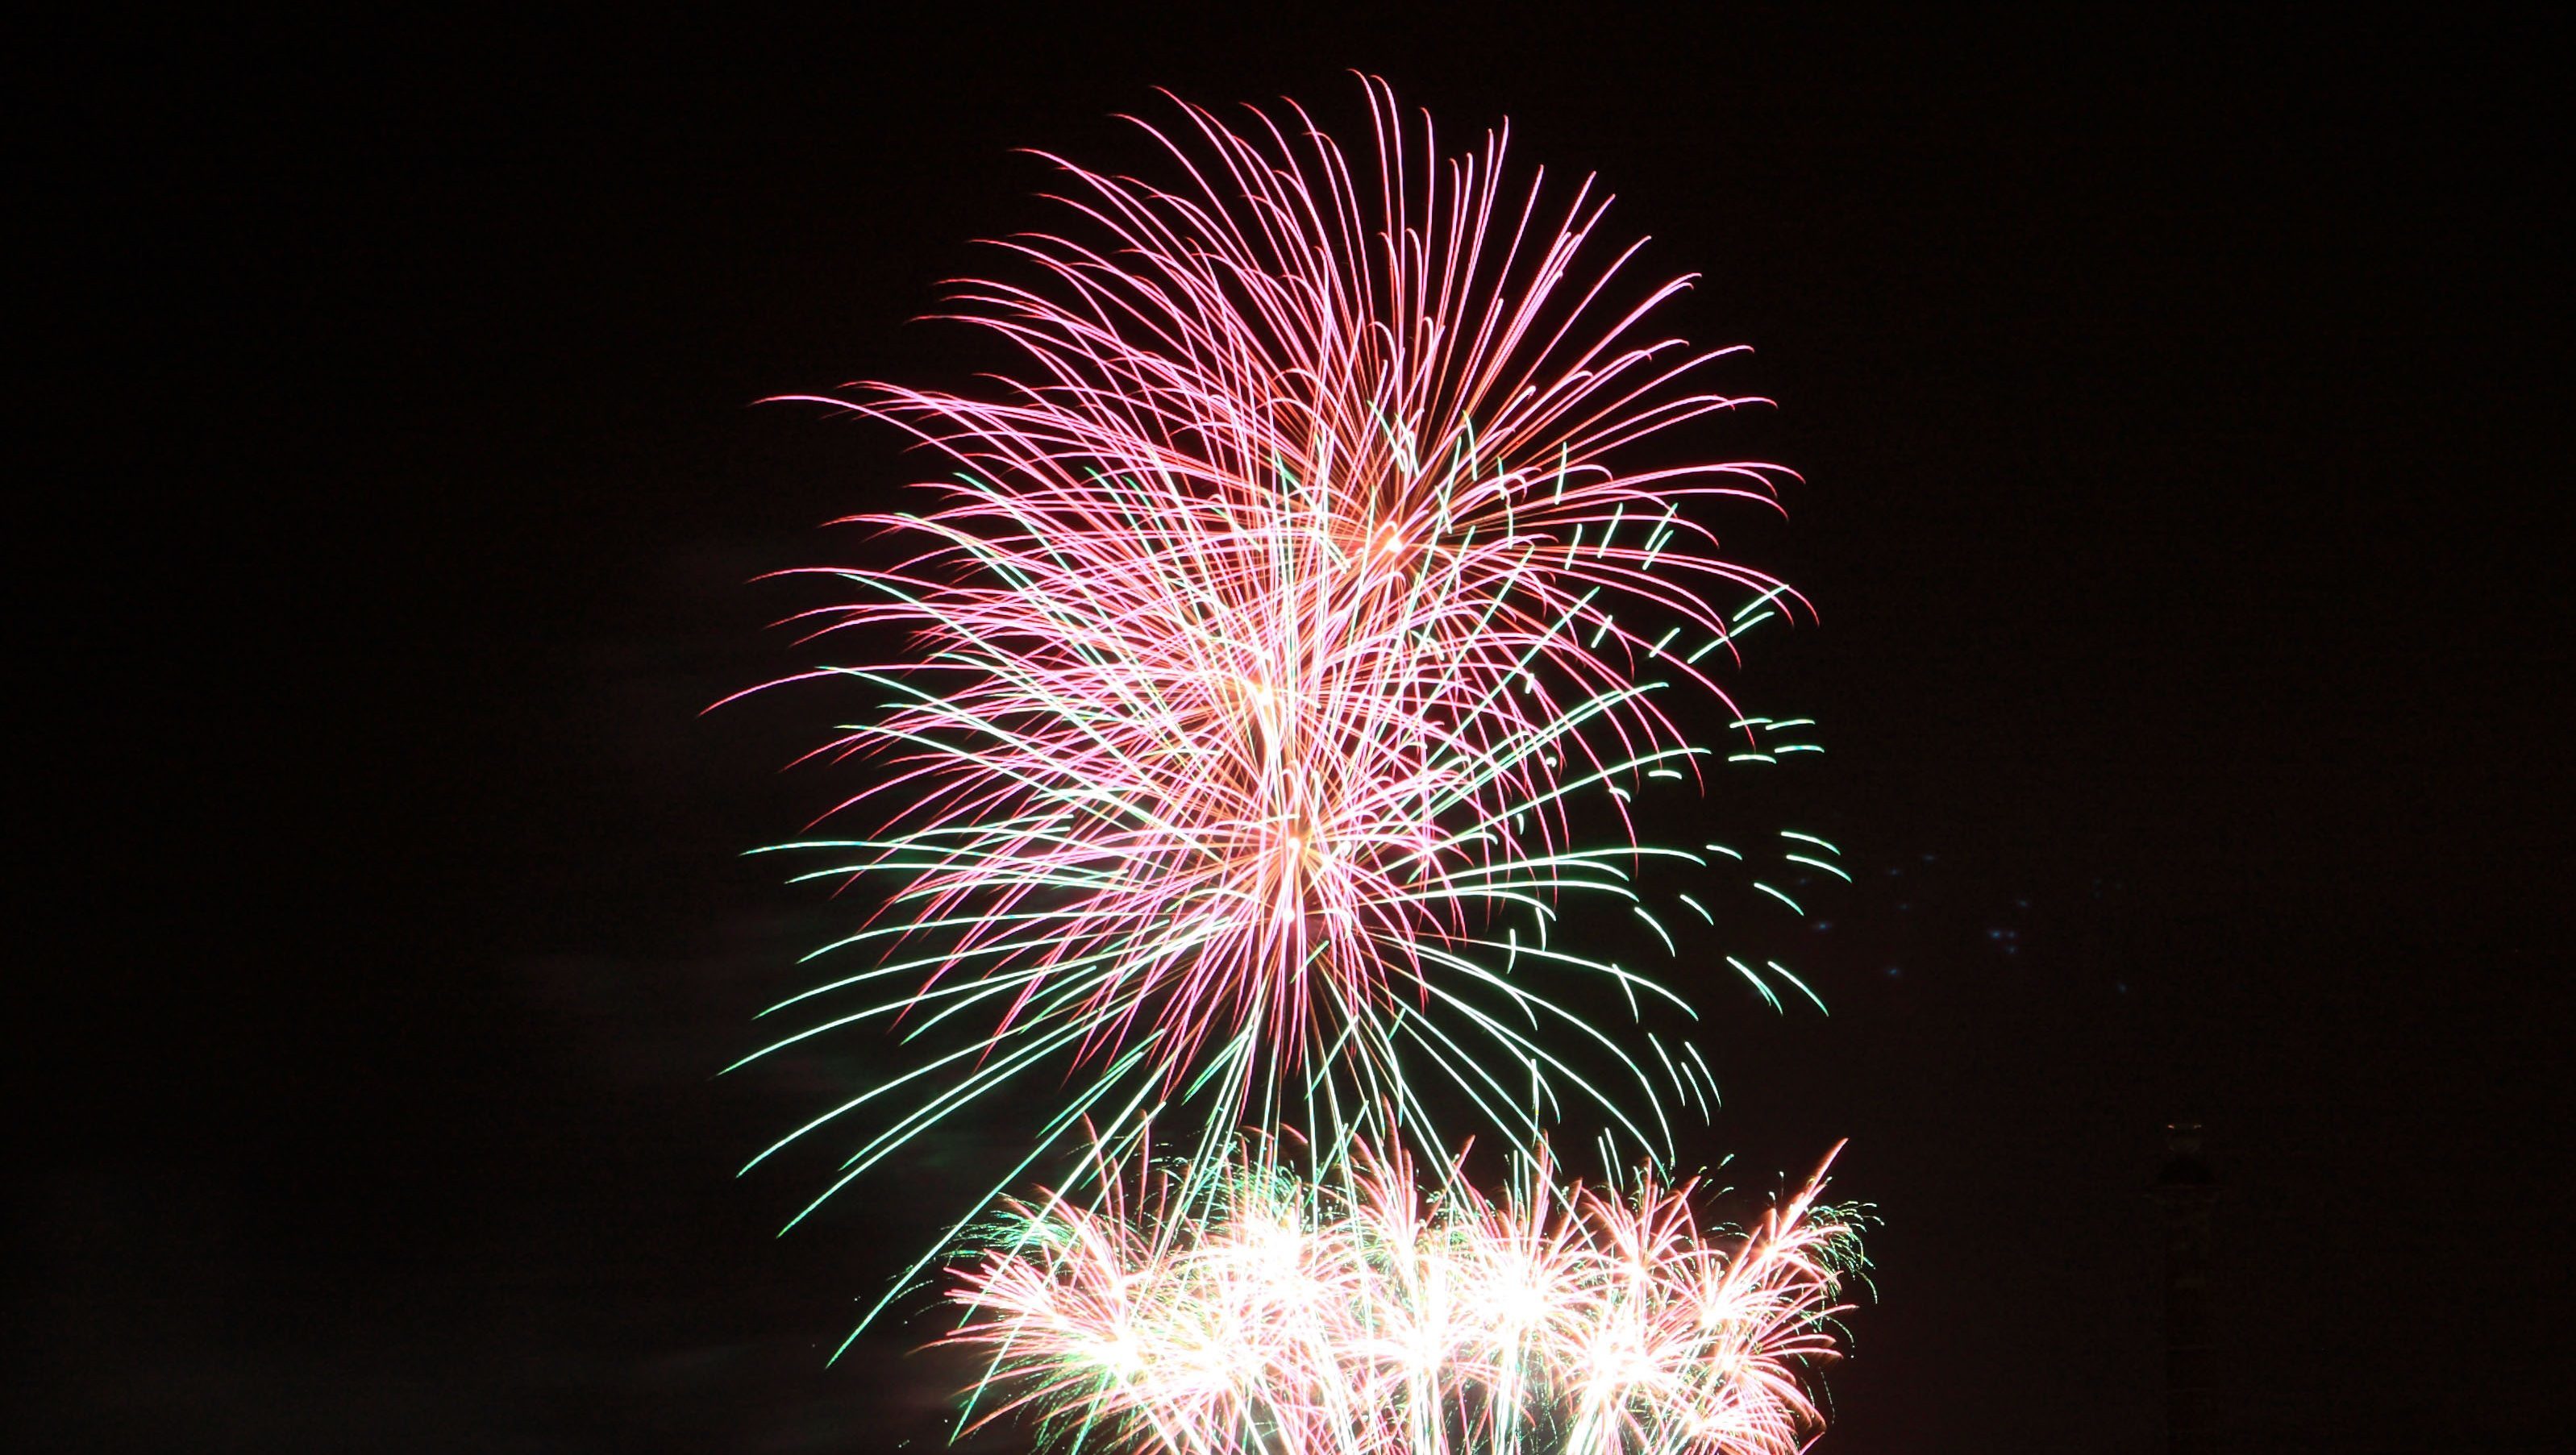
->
[729, 79, 1819, 1231]
[947, 1135, 1863, 1455]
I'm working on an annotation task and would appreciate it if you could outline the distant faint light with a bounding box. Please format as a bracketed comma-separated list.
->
[1885, 966, 1902, 977]
[1813, 921, 1833, 932]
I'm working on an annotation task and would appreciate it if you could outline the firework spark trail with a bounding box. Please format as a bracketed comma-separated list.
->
[946, 1136, 1862, 1455]
[726, 80, 1831, 1299]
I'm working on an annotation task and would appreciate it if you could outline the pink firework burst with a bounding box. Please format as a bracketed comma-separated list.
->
[730, 77, 1812, 1225]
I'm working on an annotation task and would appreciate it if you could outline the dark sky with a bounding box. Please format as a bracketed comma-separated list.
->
[20, 7, 2567, 1453]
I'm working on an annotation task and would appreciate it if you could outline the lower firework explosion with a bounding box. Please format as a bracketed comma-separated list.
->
[943, 1137, 1864, 1455]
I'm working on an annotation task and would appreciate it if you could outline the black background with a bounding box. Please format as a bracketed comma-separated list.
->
[18, 6, 2568, 1452]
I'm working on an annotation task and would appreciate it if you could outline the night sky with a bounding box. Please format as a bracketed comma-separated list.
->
[21, 8, 2567, 1453]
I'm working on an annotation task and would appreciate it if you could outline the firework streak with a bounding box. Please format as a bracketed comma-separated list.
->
[947, 1140, 1861, 1455]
